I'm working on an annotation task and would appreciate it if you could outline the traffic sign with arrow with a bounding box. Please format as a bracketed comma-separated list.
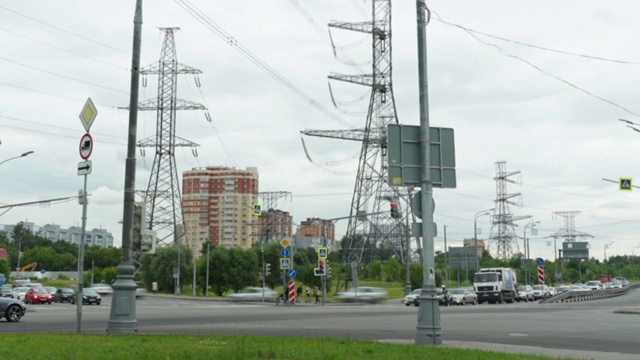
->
[78, 160, 92, 176]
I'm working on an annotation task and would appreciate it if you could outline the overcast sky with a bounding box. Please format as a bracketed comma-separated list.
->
[1, 1, 640, 263]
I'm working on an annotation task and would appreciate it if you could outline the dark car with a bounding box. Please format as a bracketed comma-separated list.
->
[24, 288, 52, 305]
[0, 297, 27, 322]
[53, 288, 75, 303]
[71, 288, 101, 305]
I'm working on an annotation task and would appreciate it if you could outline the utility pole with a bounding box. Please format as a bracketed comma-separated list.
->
[415, 0, 441, 345]
[107, 0, 142, 334]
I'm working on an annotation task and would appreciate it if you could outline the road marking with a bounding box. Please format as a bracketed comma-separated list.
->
[509, 333, 529, 337]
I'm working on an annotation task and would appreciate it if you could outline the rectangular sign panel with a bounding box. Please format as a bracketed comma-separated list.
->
[387, 124, 456, 188]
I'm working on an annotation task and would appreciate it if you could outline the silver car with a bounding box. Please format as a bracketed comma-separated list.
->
[404, 289, 422, 307]
[449, 288, 477, 305]
[228, 287, 278, 302]
[0, 297, 27, 322]
[336, 287, 387, 303]
[517, 285, 534, 302]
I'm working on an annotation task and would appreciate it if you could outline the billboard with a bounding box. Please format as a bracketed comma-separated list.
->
[562, 242, 589, 260]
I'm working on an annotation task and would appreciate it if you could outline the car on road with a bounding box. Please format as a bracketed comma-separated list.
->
[557, 285, 572, 294]
[586, 281, 602, 290]
[53, 288, 75, 303]
[71, 288, 101, 305]
[24, 288, 52, 304]
[615, 277, 629, 287]
[517, 285, 534, 302]
[12, 279, 30, 288]
[548, 287, 557, 296]
[404, 289, 422, 307]
[449, 288, 477, 305]
[228, 287, 278, 302]
[336, 287, 387, 303]
[0, 287, 18, 299]
[0, 297, 26, 322]
[44, 286, 57, 296]
[90, 283, 113, 295]
[16, 287, 30, 301]
[532, 285, 550, 300]
[609, 280, 623, 289]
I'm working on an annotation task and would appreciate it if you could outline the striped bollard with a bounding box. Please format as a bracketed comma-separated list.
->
[288, 281, 296, 303]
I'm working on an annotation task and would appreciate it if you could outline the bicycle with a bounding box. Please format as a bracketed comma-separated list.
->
[276, 293, 294, 305]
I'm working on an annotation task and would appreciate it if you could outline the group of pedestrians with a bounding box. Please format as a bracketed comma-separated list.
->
[296, 284, 321, 304]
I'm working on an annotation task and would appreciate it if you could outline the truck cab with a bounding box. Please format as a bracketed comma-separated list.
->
[473, 268, 518, 304]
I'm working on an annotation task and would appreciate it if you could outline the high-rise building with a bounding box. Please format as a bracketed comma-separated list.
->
[299, 218, 335, 241]
[257, 209, 293, 244]
[463, 238, 486, 257]
[182, 166, 259, 256]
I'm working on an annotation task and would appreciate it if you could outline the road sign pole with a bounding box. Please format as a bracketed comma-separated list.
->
[76, 174, 88, 334]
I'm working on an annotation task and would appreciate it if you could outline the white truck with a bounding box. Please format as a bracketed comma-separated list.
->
[473, 267, 518, 304]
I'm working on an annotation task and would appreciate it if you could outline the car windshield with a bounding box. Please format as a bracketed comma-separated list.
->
[450, 289, 465, 295]
[33, 288, 48, 294]
[587, 281, 600, 285]
[411, 289, 421, 295]
[83, 289, 99, 296]
[532, 285, 543, 290]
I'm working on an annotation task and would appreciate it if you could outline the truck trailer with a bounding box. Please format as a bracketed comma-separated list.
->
[473, 267, 518, 304]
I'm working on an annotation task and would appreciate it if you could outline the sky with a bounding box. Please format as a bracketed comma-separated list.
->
[1, 1, 640, 263]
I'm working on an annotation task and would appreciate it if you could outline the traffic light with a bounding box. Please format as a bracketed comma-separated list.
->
[132, 202, 145, 252]
[265, 263, 271, 276]
[315, 259, 326, 276]
[139, 230, 157, 254]
[326, 260, 332, 279]
[78, 189, 84, 205]
[390, 202, 401, 219]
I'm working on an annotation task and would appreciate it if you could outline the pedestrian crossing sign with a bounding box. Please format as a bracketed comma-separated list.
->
[280, 258, 290, 270]
[252, 203, 262, 216]
[318, 247, 328, 259]
[620, 178, 632, 191]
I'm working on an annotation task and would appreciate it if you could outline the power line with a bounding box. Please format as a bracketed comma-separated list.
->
[173, 0, 355, 129]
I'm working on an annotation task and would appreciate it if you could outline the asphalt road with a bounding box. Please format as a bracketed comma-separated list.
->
[4, 290, 640, 359]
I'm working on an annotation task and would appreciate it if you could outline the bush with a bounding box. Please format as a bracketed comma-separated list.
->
[58, 273, 70, 280]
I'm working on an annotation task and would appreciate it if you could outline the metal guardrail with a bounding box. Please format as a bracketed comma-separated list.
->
[541, 283, 640, 304]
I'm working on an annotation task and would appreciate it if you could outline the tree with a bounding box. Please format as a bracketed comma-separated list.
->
[0, 258, 10, 277]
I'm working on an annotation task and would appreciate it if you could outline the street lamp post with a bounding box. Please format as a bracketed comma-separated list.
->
[523, 220, 539, 285]
[474, 210, 492, 270]
[0, 151, 34, 167]
[604, 242, 614, 276]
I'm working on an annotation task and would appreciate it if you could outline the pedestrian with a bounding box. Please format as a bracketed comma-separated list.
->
[314, 286, 319, 304]
[296, 285, 302, 301]
[152, 281, 158, 294]
[305, 286, 310, 302]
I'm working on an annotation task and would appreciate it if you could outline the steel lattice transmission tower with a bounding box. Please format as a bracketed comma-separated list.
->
[547, 211, 593, 243]
[137, 27, 206, 245]
[487, 161, 530, 260]
[301, 0, 411, 290]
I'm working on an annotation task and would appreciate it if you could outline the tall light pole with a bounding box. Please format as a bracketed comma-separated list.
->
[107, 0, 142, 334]
[604, 242, 614, 276]
[632, 245, 640, 280]
[0, 151, 34, 167]
[474, 210, 492, 270]
[523, 220, 539, 285]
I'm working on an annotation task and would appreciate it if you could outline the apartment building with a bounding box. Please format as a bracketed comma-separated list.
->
[182, 166, 259, 256]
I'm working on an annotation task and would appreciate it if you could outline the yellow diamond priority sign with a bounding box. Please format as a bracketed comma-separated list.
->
[79, 97, 98, 133]
[280, 238, 289, 248]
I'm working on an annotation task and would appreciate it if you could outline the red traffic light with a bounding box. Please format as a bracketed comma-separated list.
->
[390, 203, 396, 209]
[318, 259, 325, 266]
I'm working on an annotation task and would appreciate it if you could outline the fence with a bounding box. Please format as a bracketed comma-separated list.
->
[541, 283, 640, 304]
[9, 271, 86, 280]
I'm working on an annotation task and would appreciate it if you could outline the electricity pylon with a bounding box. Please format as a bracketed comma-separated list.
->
[487, 161, 530, 260]
[137, 27, 206, 245]
[301, 1, 411, 291]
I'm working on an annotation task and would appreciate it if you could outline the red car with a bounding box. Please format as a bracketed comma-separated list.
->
[24, 288, 52, 305]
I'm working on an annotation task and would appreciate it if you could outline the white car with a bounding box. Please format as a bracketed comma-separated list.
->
[336, 287, 387, 303]
[532, 285, 550, 300]
[517, 285, 534, 302]
[228, 287, 278, 302]
[16, 287, 30, 301]
[586, 281, 602, 290]
[404, 289, 422, 307]
[90, 283, 114, 295]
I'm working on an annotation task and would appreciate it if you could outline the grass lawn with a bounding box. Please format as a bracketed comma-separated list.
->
[0, 334, 564, 360]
